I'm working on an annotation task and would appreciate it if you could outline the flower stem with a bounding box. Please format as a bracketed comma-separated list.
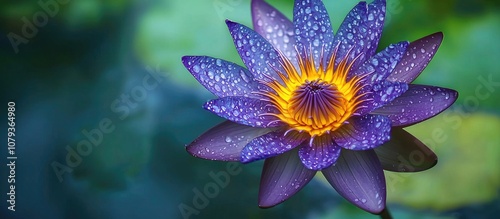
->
[379, 207, 393, 219]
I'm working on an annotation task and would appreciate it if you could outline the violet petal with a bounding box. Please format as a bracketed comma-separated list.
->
[226, 20, 284, 83]
[387, 32, 444, 83]
[333, 0, 386, 69]
[293, 0, 335, 66]
[351, 41, 409, 83]
[251, 0, 297, 62]
[203, 96, 283, 128]
[333, 114, 391, 150]
[374, 128, 437, 172]
[181, 56, 260, 98]
[241, 130, 307, 163]
[259, 149, 316, 208]
[187, 121, 273, 161]
[372, 84, 458, 127]
[298, 135, 341, 170]
[357, 81, 408, 115]
[322, 149, 386, 214]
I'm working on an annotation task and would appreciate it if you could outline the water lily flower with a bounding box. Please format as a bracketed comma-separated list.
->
[182, 0, 458, 214]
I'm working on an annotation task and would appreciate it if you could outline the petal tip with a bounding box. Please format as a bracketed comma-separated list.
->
[434, 31, 444, 40]
[225, 19, 236, 26]
[181, 55, 194, 67]
[257, 199, 277, 209]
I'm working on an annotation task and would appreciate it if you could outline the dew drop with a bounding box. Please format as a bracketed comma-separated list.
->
[225, 136, 232, 143]
[347, 32, 354, 40]
[240, 70, 250, 83]
[313, 39, 320, 47]
[305, 7, 311, 14]
[368, 13, 374, 21]
[214, 84, 221, 92]
[193, 65, 200, 73]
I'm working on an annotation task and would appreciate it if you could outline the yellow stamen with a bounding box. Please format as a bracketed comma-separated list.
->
[262, 48, 368, 137]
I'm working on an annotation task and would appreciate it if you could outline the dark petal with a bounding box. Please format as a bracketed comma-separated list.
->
[321, 149, 386, 214]
[293, 0, 335, 66]
[298, 135, 341, 170]
[372, 84, 458, 127]
[187, 121, 273, 161]
[351, 41, 409, 83]
[226, 20, 284, 83]
[374, 128, 437, 172]
[182, 56, 260, 98]
[357, 81, 408, 115]
[241, 130, 307, 163]
[252, 0, 297, 62]
[259, 149, 316, 208]
[332, 114, 391, 150]
[333, 0, 386, 69]
[204, 96, 283, 128]
[387, 32, 444, 83]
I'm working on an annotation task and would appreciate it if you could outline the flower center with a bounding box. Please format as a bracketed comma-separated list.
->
[260, 49, 368, 137]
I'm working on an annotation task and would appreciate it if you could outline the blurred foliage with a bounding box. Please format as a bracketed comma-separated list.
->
[386, 112, 500, 210]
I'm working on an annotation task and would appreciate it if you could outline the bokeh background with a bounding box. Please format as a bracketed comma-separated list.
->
[1, 0, 500, 218]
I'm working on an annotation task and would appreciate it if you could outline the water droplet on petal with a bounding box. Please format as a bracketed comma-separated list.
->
[368, 13, 374, 21]
[347, 33, 354, 40]
[240, 70, 250, 83]
[193, 65, 200, 73]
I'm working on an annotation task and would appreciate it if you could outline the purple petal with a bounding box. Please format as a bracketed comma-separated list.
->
[241, 130, 307, 163]
[387, 32, 444, 83]
[293, 0, 334, 65]
[351, 41, 409, 83]
[252, 0, 297, 62]
[298, 135, 341, 170]
[182, 56, 260, 98]
[259, 149, 316, 208]
[204, 96, 283, 128]
[187, 121, 273, 161]
[372, 84, 458, 127]
[374, 128, 437, 172]
[371, 81, 409, 108]
[333, 0, 386, 69]
[357, 81, 408, 115]
[321, 149, 386, 214]
[333, 114, 391, 150]
[226, 20, 283, 82]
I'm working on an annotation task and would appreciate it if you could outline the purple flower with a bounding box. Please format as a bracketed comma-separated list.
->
[182, 0, 458, 214]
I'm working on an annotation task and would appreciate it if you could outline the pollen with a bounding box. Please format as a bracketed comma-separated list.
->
[259, 48, 369, 137]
